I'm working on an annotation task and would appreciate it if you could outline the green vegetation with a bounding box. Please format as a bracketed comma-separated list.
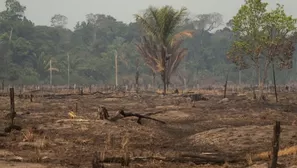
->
[228, 0, 297, 95]
[0, 0, 296, 87]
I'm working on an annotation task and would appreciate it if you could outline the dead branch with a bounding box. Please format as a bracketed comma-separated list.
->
[110, 110, 166, 125]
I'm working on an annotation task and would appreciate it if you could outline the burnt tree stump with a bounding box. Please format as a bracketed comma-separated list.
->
[98, 106, 109, 120]
[4, 88, 22, 133]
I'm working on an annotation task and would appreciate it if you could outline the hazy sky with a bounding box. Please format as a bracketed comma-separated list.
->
[0, 0, 296, 29]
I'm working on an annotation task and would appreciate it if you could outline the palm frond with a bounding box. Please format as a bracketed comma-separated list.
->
[134, 13, 158, 40]
[162, 6, 188, 43]
[136, 36, 164, 72]
[171, 30, 194, 45]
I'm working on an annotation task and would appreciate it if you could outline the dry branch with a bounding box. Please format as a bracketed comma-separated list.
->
[110, 110, 166, 124]
[56, 119, 90, 123]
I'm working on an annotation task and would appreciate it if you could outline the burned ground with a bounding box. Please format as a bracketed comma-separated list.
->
[0, 90, 297, 168]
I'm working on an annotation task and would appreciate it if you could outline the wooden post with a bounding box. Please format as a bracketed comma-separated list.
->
[30, 94, 33, 102]
[114, 50, 118, 88]
[135, 58, 140, 94]
[67, 53, 70, 89]
[270, 121, 281, 168]
[18, 89, 22, 99]
[49, 59, 52, 88]
[75, 102, 78, 113]
[9, 88, 16, 126]
[238, 70, 241, 86]
[223, 71, 230, 98]
[80, 87, 83, 95]
[1, 80, 4, 91]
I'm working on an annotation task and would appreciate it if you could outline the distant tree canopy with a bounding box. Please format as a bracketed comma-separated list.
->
[0, 0, 297, 87]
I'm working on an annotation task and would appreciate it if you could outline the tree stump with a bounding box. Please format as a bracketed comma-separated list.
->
[92, 151, 104, 168]
[98, 106, 109, 120]
[173, 89, 179, 94]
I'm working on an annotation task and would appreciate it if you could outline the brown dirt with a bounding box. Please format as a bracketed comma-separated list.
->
[0, 91, 297, 167]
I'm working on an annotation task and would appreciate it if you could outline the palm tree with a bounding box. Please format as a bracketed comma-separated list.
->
[30, 52, 50, 79]
[30, 52, 59, 81]
[135, 5, 193, 94]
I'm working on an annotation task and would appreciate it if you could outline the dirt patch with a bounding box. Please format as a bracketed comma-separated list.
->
[0, 161, 47, 168]
[187, 125, 297, 154]
[155, 110, 190, 120]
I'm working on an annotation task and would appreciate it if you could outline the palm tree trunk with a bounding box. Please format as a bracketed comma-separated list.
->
[166, 79, 170, 92]
[162, 47, 167, 95]
[152, 70, 156, 90]
[161, 71, 166, 95]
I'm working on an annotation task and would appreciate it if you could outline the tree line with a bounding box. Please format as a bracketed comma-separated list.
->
[0, 0, 296, 92]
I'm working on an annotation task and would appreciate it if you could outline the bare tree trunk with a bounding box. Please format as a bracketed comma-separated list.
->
[162, 47, 167, 95]
[183, 78, 187, 90]
[114, 50, 118, 87]
[1, 80, 4, 91]
[259, 61, 270, 101]
[166, 76, 170, 92]
[92, 27, 97, 44]
[67, 53, 70, 89]
[161, 71, 166, 95]
[272, 62, 278, 102]
[49, 59, 52, 89]
[224, 70, 230, 98]
[9, 27, 13, 43]
[152, 71, 156, 90]
[257, 64, 261, 87]
[135, 59, 140, 93]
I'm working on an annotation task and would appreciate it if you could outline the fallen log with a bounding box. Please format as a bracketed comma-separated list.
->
[110, 110, 166, 125]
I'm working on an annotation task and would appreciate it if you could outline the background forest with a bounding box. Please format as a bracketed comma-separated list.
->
[0, 0, 297, 88]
